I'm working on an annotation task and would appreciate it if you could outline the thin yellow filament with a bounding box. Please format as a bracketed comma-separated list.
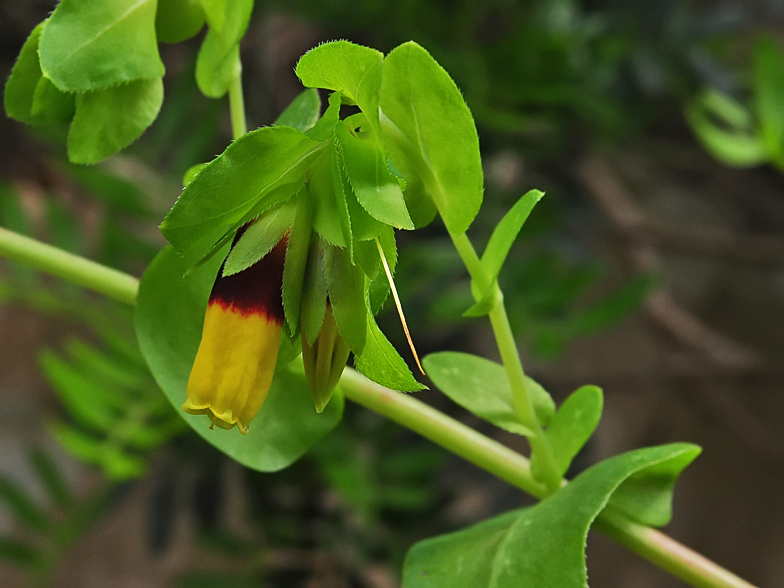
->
[375, 237, 425, 375]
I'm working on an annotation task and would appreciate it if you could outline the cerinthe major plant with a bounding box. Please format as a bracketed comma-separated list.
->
[1, 2, 758, 587]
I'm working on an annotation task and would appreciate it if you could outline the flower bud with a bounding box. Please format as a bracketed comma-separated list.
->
[301, 304, 350, 413]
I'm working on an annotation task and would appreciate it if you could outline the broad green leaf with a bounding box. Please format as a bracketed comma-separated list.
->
[68, 77, 163, 164]
[423, 352, 555, 437]
[274, 88, 321, 132]
[754, 36, 784, 161]
[354, 310, 425, 392]
[296, 41, 383, 105]
[282, 190, 313, 332]
[39, 0, 164, 92]
[379, 42, 483, 234]
[195, 0, 253, 98]
[532, 385, 603, 479]
[684, 91, 765, 167]
[160, 126, 321, 268]
[199, 0, 227, 30]
[310, 150, 347, 247]
[223, 198, 296, 276]
[402, 443, 701, 588]
[300, 238, 327, 346]
[481, 189, 544, 285]
[4, 22, 74, 126]
[135, 245, 344, 472]
[0, 477, 48, 532]
[337, 120, 414, 230]
[156, 0, 206, 43]
[325, 245, 366, 354]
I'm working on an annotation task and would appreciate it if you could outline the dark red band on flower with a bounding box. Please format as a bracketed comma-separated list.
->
[209, 235, 287, 323]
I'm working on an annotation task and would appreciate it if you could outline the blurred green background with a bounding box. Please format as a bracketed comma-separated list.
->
[1, 1, 784, 586]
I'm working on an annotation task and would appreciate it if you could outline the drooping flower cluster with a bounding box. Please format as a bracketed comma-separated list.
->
[164, 41, 435, 434]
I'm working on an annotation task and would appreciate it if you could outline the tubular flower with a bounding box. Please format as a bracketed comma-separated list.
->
[183, 237, 287, 434]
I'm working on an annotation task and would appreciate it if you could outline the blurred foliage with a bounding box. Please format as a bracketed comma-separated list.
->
[0, 447, 114, 586]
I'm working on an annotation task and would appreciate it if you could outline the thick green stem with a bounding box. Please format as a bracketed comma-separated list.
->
[0, 231, 758, 588]
[449, 231, 561, 493]
[0, 227, 139, 306]
[228, 58, 247, 140]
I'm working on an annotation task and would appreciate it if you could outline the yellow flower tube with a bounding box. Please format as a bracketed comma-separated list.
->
[183, 238, 287, 434]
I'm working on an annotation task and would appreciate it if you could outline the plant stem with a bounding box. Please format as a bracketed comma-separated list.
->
[228, 56, 247, 140]
[449, 231, 562, 493]
[0, 232, 758, 588]
[0, 227, 139, 306]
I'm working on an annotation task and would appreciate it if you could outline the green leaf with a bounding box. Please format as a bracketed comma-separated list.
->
[4, 22, 74, 126]
[422, 352, 555, 437]
[754, 36, 784, 161]
[402, 443, 701, 588]
[30, 448, 71, 509]
[156, 0, 206, 44]
[685, 90, 765, 167]
[336, 120, 414, 230]
[296, 41, 383, 106]
[160, 126, 321, 268]
[135, 245, 344, 471]
[39, 0, 164, 92]
[195, 0, 253, 98]
[533, 385, 603, 479]
[325, 245, 366, 354]
[68, 77, 164, 164]
[223, 199, 296, 277]
[300, 238, 327, 346]
[481, 189, 544, 285]
[282, 189, 313, 333]
[274, 88, 321, 133]
[0, 477, 48, 532]
[354, 310, 425, 392]
[379, 41, 483, 234]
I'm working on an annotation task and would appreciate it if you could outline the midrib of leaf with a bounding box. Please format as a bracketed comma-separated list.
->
[44, 0, 154, 75]
[487, 516, 520, 588]
[167, 141, 326, 229]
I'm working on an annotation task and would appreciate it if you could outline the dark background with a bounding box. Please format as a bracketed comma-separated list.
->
[1, 1, 783, 586]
